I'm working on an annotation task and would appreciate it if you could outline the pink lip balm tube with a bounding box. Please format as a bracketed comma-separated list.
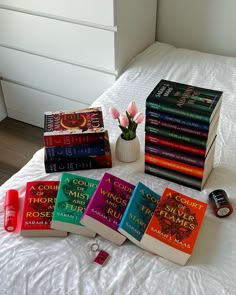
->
[4, 189, 19, 232]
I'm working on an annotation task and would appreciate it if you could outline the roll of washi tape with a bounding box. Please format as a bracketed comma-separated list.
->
[208, 189, 233, 218]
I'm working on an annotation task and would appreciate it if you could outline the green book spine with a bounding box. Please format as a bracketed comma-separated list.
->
[145, 124, 207, 148]
[146, 101, 210, 123]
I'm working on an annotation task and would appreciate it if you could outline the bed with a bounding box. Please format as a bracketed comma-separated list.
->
[1, 41, 236, 295]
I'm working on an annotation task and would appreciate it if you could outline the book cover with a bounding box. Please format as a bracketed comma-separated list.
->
[44, 107, 104, 135]
[80, 172, 135, 246]
[118, 182, 161, 249]
[51, 173, 99, 237]
[145, 133, 206, 157]
[44, 131, 106, 147]
[20, 181, 68, 237]
[146, 79, 223, 123]
[140, 187, 208, 265]
[45, 143, 106, 158]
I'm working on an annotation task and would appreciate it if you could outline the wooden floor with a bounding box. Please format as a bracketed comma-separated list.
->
[0, 118, 44, 185]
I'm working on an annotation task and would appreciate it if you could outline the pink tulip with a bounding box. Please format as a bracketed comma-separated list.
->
[127, 101, 138, 118]
[119, 114, 129, 127]
[133, 112, 144, 124]
[109, 107, 120, 119]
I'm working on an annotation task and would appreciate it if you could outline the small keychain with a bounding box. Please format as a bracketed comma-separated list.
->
[90, 240, 110, 266]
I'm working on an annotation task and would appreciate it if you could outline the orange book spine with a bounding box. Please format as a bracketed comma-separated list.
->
[145, 153, 203, 178]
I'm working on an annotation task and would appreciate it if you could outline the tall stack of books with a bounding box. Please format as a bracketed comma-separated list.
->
[43, 107, 112, 173]
[144, 79, 223, 190]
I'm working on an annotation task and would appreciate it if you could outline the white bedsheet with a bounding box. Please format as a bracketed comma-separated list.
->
[1, 42, 236, 295]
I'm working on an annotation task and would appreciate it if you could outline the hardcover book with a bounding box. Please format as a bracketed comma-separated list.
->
[45, 143, 106, 158]
[80, 172, 135, 246]
[118, 182, 161, 249]
[146, 79, 223, 123]
[20, 181, 68, 237]
[140, 187, 208, 265]
[51, 172, 99, 237]
[44, 107, 104, 135]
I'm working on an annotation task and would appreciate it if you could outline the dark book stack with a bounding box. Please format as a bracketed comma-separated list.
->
[43, 107, 112, 173]
[144, 79, 223, 190]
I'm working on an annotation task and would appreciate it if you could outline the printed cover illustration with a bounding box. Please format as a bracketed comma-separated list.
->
[141, 187, 208, 264]
[44, 107, 104, 135]
[20, 180, 67, 236]
[118, 182, 161, 246]
[51, 172, 99, 236]
[146, 79, 223, 123]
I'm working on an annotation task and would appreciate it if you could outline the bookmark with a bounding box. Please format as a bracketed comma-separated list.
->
[90, 240, 110, 266]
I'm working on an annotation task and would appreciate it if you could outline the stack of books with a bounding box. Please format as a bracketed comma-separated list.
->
[144, 79, 223, 190]
[43, 107, 112, 173]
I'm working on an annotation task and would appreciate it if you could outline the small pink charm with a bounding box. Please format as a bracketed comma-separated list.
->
[91, 241, 110, 266]
[93, 250, 110, 266]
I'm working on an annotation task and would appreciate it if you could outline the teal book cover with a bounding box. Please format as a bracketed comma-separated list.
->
[51, 172, 99, 237]
[118, 182, 161, 246]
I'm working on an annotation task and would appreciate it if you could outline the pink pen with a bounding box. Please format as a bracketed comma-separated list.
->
[4, 189, 19, 232]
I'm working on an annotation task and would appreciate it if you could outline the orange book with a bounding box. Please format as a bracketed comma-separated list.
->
[145, 153, 203, 178]
[140, 188, 208, 265]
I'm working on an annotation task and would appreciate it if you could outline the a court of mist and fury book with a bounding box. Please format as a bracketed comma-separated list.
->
[80, 172, 135, 246]
[141, 188, 207, 265]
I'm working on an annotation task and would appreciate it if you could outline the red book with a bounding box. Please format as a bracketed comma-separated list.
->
[141, 188, 208, 265]
[20, 181, 68, 237]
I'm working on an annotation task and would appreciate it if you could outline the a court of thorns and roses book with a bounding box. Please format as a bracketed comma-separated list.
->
[145, 79, 223, 190]
[118, 182, 161, 250]
[140, 187, 208, 265]
[51, 172, 99, 237]
[80, 172, 135, 246]
[20, 181, 68, 237]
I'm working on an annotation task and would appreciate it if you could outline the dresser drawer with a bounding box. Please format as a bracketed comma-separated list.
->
[2, 80, 93, 128]
[0, 46, 116, 104]
[0, 9, 116, 72]
[0, 0, 115, 26]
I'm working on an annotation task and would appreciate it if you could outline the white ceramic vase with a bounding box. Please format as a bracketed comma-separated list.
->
[115, 135, 140, 163]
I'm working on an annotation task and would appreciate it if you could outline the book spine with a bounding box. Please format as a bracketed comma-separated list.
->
[145, 144, 205, 168]
[144, 163, 202, 190]
[146, 101, 210, 123]
[145, 124, 207, 148]
[146, 109, 210, 131]
[45, 143, 106, 158]
[146, 117, 208, 138]
[145, 153, 204, 178]
[145, 134, 206, 156]
[44, 133, 106, 147]
[45, 155, 112, 173]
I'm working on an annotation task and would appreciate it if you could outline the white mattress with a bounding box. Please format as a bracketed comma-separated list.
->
[1, 42, 236, 295]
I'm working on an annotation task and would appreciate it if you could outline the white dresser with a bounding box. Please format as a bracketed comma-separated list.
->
[0, 0, 157, 127]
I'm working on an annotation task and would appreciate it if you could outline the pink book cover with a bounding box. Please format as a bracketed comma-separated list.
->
[82, 172, 135, 230]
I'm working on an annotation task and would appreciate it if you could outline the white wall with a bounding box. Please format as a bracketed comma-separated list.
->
[156, 0, 236, 57]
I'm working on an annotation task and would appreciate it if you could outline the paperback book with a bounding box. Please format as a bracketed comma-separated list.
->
[140, 187, 208, 265]
[20, 181, 68, 237]
[80, 172, 135, 246]
[146, 79, 223, 123]
[51, 173, 99, 237]
[44, 107, 104, 136]
[118, 182, 161, 249]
